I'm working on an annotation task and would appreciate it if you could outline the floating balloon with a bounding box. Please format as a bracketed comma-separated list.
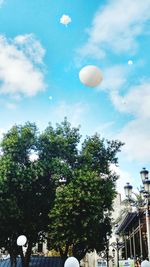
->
[128, 60, 133, 65]
[60, 14, 71, 26]
[29, 153, 39, 162]
[17, 235, 27, 246]
[79, 65, 103, 87]
[64, 257, 79, 267]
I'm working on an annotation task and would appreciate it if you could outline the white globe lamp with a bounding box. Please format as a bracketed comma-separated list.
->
[79, 65, 103, 87]
[17, 235, 27, 246]
[64, 257, 79, 267]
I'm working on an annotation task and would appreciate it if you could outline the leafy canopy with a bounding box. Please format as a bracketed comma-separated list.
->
[48, 131, 123, 260]
[0, 119, 123, 265]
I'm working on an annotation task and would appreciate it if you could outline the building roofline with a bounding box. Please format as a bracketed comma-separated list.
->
[115, 212, 137, 234]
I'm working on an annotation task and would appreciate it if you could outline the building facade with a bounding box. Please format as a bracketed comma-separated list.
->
[116, 209, 149, 261]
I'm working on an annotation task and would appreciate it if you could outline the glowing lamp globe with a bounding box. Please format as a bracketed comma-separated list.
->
[79, 65, 103, 87]
[141, 261, 150, 267]
[64, 257, 79, 267]
[17, 235, 27, 246]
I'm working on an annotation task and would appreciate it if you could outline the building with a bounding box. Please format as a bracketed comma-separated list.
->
[81, 193, 124, 267]
[116, 208, 149, 261]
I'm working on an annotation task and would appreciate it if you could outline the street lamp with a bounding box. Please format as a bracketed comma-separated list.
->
[99, 234, 118, 267]
[99, 236, 110, 267]
[124, 168, 150, 261]
[116, 238, 120, 267]
[124, 183, 133, 199]
[111, 236, 124, 267]
[140, 168, 149, 182]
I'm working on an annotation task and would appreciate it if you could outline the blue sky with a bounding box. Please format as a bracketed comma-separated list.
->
[0, 0, 150, 197]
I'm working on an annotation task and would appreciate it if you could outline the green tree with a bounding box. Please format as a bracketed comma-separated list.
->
[48, 134, 123, 262]
[0, 122, 55, 267]
[0, 119, 81, 267]
[0, 119, 123, 266]
[38, 118, 80, 180]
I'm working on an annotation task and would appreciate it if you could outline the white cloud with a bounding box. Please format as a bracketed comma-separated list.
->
[117, 118, 150, 162]
[14, 34, 45, 64]
[77, 0, 150, 59]
[0, 0, 4, 7]
[94, 63, 150, 162]
[0, 34, 46, 97]
[108, 80, 150, 162]
[10, 94, 22, 101]
[0, 128, 5, 140]
[5, 102, 17, 110]
[74, 0, 150, 165]
[111, 82, 150, 118]
[100, 65, 127, 92]
[98, 65, 150, 120]
[94, 121, 115, 138]
[50, 101, 87, 127]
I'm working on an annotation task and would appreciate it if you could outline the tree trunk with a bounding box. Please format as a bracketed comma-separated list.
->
[72, 244, 88, 263]
[59, 245, 69, 266]
[21, 241, 33, 267]
[10, 250, 17, 267]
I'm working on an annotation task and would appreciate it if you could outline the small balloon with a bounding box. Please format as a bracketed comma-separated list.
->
[64, 257, 79, 267]
[128, 60, 133, 65]
[17, 235, 27, 246]
[29, 153, 39, 162]
[60, 14, 71, 26]
[79, 65, 103, 87]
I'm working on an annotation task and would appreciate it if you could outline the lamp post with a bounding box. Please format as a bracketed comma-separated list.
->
[112, 249, 115, 266]
[99, 236, 110, 267]
[141, 169, 150, 262]
[117, 238, 120, 267]
[111, 236, 124, 267]
[106, 247, 109, 267]
[105, 235, 110, 267]
[124, 168, 150, 261]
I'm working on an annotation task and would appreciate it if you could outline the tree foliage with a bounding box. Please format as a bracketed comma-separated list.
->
[48, 170, 114, 261]
[0, 122, 55, 267]
[48, 132, 123, 261]
[0, 119, 123, 266]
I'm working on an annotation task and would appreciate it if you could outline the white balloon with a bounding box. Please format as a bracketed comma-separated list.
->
[79, 65, 103, 87]
[64, 257, 79, 267]
[141, 260, 150, 267]
[60, 14, 71, 26]
[128, 60, 133, 65]
[17, 235, 27, 246]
